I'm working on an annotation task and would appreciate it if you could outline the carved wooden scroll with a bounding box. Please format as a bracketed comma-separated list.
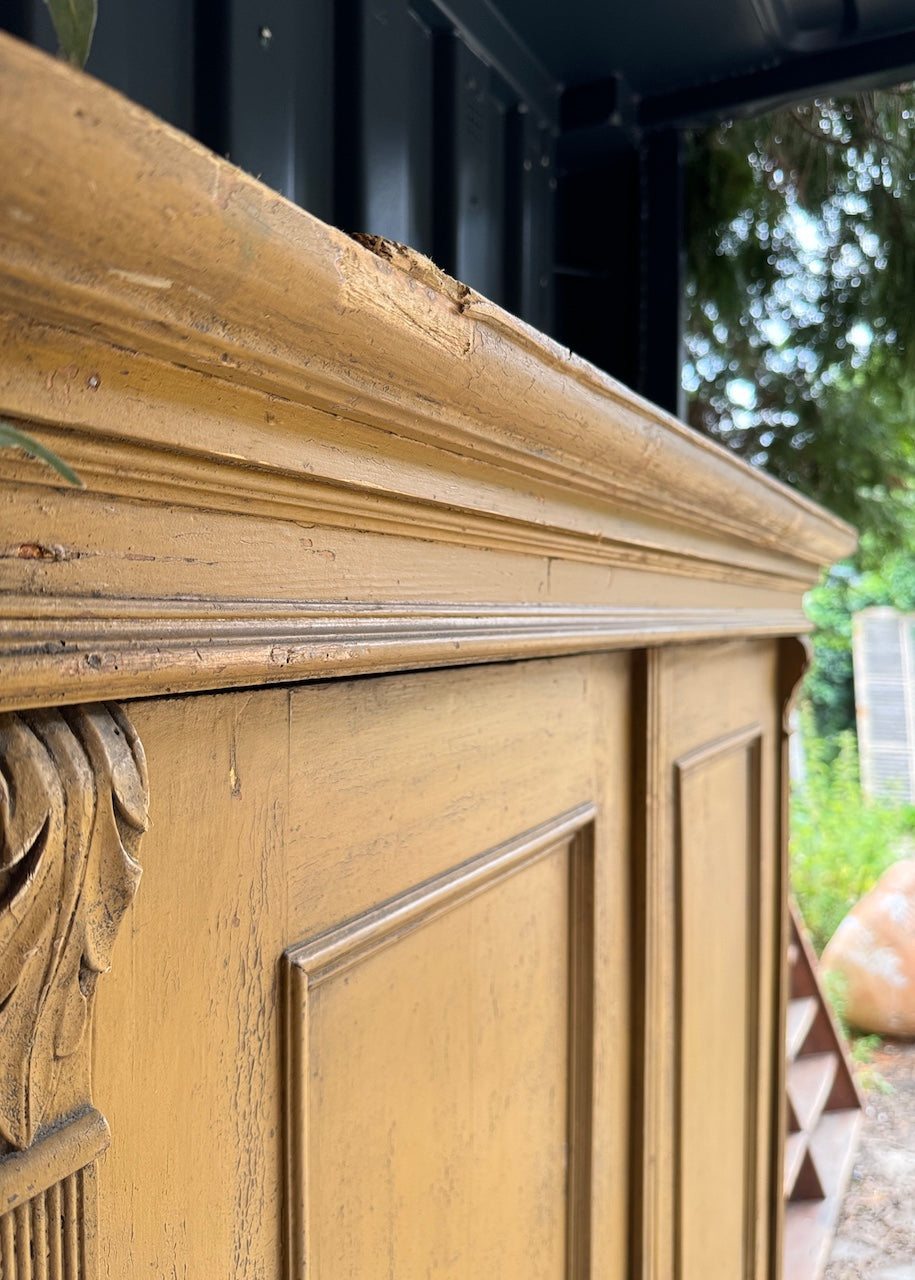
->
[0, 704, 147, 1278]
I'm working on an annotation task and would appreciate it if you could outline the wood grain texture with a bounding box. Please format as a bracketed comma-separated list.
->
[92, 687, 290, 1280]
[630, 648, 678, 1280]
[0, 34, 850, 1280]
[632, 640, 780, 1280]
[91, 656, 631, 1278]
[675, 727, 762, 1280]
[285, 809, 595, 1279]
[0, 34, 854, 708]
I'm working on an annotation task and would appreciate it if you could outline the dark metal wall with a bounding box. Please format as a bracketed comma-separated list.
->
[2, 0, 558, 335]
[3, 0, 195, 130]
[2, 0, 691, 409]
[7, 1, 915, 414]
[554, 126, 685, 416]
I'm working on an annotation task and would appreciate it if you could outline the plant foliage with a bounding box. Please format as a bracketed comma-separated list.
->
[804, 533, 915, 742]
[0, 422, 83, 487]
[685, 91, 915, 539]
[790, 723, 914, 953]
[43, 0, 97, 68]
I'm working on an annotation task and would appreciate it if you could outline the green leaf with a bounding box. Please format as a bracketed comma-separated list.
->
[43, 0, 98, 68]
[0, 423, 84, 487]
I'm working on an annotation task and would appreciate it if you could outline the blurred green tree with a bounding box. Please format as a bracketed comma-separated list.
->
[685, 92, 915, 741]
[685, 92, 915, 541]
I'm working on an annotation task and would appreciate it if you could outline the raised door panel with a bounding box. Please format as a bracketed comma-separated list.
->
[677, 729, 763, 1280]
[92, 654, 630, 1278]
[637, 640, 779, 1280]
[285, 810, 594, 1278]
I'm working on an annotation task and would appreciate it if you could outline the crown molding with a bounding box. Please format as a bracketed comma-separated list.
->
[0, 35, 854, 706]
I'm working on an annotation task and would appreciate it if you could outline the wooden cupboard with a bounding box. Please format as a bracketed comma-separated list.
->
[0, 35, 854, 1280]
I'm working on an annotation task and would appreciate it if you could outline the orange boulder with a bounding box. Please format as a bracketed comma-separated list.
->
[821, 859, 915, 1038]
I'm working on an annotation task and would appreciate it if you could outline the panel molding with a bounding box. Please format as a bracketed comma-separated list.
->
[1, 598, 809, 712]
[283, 804, 596, 1279]
[673, 725, 763, 1280]
[630, 648, 677, 1280]
[566, 820, 596, 1280]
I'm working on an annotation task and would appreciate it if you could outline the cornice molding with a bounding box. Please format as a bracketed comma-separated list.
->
[0, 35, 854, 573]
[0, 35, 854, 706]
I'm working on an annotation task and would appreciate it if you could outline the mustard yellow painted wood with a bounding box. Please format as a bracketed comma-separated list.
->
[632, 640, 781, 1280]
[92, 656, 631, 1277]
[287, 811, 590, 1278]
[0, 35, 853, 712]
[0, 31, 854, 1280]
[0, 706, 147, 1280]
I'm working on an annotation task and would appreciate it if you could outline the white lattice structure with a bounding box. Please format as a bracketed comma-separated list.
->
[853, 607, 915, 802]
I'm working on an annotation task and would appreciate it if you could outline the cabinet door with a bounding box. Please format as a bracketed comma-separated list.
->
[94, 654, 631, 1278]
[636, 639, 780, 1280]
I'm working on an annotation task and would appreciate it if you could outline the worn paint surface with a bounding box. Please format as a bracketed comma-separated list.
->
[94, 657, 631, 1277]
[0, 36, 854, 711]
[0, 33, 847, 1280]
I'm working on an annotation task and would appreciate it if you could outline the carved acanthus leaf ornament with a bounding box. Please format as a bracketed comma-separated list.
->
[0, 704, 148, 1151]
